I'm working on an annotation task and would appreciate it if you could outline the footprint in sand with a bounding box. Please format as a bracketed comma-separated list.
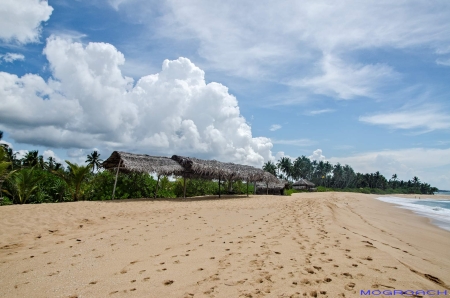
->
[341, 272, 353, 279]
[345, 282, 356, 291]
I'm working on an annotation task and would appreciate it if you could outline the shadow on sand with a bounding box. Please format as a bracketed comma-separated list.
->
[101, 194, 266, 204]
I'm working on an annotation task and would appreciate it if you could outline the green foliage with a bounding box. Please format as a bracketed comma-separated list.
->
[5, 167, 43, 204]
[0, 196, 13, 205]
[317, 186, 330, 192]
[285, 189, 301, 196]
[53, 161, 91, 201]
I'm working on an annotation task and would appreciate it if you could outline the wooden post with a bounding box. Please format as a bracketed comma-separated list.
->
[246, 180, 249, 197]
[183, 176, 187, 198]
[254, 181, 256, 194]
[266, 182, 269, 195]
[154, 174, 160, 199]
[112, 160, 121, 200]
[218, 174, 221, 198]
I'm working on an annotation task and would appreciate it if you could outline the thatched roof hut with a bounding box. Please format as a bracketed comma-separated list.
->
[103, 151, 279, 183]
[170, 155, 278, 182]
[103, 151, 280, 198]
[293, 178, 315, 189]
[255, 179, 288, 195]
[102, 151, 185, 176]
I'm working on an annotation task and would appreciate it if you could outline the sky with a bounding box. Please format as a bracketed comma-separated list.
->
[0, 0, 449, 189]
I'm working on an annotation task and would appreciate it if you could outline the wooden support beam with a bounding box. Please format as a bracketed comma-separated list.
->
[218, 175, 221, 198]
[183, 176, 187, 198]
[246, 180, 249, 197]
[112, 160, 121, 200]
[154, 174, 160, 199]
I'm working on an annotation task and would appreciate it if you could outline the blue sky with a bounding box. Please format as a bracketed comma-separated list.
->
[1, 0, 450, 189]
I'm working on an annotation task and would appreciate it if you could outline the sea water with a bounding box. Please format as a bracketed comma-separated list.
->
[376, 197, 450, 232]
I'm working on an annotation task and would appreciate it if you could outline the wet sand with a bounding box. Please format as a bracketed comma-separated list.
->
[1, 192, 449, 297]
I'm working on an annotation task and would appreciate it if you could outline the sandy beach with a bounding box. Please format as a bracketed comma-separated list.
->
[1, 192, 449, 298]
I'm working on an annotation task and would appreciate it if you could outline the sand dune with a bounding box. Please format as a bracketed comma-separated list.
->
[1, 192, 449, 297]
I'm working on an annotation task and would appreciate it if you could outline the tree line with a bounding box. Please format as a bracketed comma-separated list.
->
[263, 156, 438, 195]
[0, 131, 252, 204]
[0, 130, 439, 205]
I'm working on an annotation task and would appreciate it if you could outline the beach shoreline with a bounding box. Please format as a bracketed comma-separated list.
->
[1, 192, 449, 297]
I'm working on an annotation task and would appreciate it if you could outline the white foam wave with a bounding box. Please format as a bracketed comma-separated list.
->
[376, 197, 450, 232]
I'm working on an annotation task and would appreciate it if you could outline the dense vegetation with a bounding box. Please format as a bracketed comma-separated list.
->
[263, 156, 439, 195]
[0, 130, 439, 205]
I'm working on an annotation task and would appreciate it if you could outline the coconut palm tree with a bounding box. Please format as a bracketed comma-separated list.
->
[22, 150, 39, 167]
[86, 151, 103, 172]
[277, 157, 292, 181]
[4, 167, 41, 204]
[390, 174, 398, 189]
[0, 147, 15, 201]
[262, 161, 277, 176]
[46, 157, 56, 170]
[54, 161, 91, 201]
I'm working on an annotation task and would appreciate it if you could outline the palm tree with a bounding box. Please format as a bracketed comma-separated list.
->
[4, 167, 41, 204]
[22, 150, 39, 167]
[46, 157, 56, 170]
[86, 151, 103, 172]
[390, 174, 398, 189]
[0, 147, 15, 201]
[262, 161, 277, 176]
[277, 157, 292, 181]
[54, 161, 91, 201]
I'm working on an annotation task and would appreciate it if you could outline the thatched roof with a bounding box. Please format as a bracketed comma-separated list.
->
[103, 151, 279, 183]
[171, 155, 279, 182]
[255, 179, 288, 189]
[102, 151, 185, 176]
[293, 178, 315, 187]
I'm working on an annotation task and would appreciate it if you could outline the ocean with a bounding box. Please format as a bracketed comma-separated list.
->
[376, 196, 450, 232]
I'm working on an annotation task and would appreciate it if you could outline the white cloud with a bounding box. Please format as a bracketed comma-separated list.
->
[269, 124, 281, 131]
[0, 0, 53, 44]
[114, 0, 450, 99]
[14, 150, 28, 160]
[296, 54, 398, 99]
[329, 147, 450, 189]
[309, 149, 326, 161]
[359, 106, 450, 132]
[0, 53, 25, 63]
[0, 140, 13, 148]
[436, 58, 450, 66]
[0, 36, 275, 166]
[307, 109, 335, 115]
[43, 149, 62, 163]
[273, 139, 315, 147]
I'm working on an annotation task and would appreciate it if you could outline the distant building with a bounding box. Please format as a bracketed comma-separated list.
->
[255, 180, 289, 195]
[293, 178, 315, 191]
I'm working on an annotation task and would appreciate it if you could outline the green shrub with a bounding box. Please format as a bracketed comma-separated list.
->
[317, 186, 329, 192]
[0, 197, 13, 206]
[285, 189, 300, 196]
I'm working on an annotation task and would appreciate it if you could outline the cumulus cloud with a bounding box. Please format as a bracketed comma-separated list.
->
[0, 36, 275, 166]
[359, 106, 450, 132]
[0, 0, 53, 44]
[269, 124, 281, 131]
[43, 149, 62, 163]
[328, 148, 450, 189]
[309, 149, 326, 161]
[0, 53, 25, 63]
